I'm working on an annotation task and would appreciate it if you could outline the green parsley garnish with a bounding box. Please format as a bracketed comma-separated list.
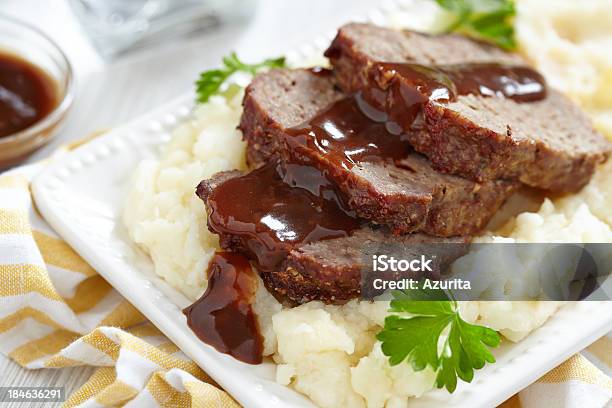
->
[196, 52, 286, 104]
[435, 0, 517, 50]
[376, 289, 501, 393]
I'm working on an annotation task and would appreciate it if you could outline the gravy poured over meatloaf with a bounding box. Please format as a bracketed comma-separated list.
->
[326, 23, 611, 191]
[197, 167, 467, 306]
[241, 68, 517, 236]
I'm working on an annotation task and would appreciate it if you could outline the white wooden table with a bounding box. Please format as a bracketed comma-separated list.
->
[0, 0, 379, 403]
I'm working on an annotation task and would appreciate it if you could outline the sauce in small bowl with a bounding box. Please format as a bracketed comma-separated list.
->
[0, 15, 73, 169]
[0, 52, 58, 138]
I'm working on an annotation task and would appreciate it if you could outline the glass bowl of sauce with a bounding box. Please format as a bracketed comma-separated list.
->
[0, 15, 74, 168]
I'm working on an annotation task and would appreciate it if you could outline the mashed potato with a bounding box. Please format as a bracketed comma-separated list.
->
[466, 164, 612, 342]
[516, 0, 612, 140]
[558, 160, 612, 227]
[123, 7, 612, 408]
[123, 93, 247, 299]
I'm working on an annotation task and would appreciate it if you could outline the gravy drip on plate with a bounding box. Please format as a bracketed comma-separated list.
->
[183, 252, 263, 364]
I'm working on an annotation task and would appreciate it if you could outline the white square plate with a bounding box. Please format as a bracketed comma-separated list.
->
[31, 2, 612, 407]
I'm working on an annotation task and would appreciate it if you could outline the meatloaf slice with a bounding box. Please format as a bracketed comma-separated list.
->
[272, 229, 467, 304]
[325, 23, 611, 192]
[240, 67, 344, 168]
[197, 169, 467, 304]
[196, 162, 362, 273]
[240, 68, 517, 236]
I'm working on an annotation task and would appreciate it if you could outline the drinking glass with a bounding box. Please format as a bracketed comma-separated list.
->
[68, 0, 255, 58]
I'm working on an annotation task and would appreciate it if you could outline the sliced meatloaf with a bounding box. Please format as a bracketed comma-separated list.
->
[240, 68, 344, 168]
[240, 68, 517, 236]
[325, 23, 611, 192]
[273, 229, 467, 304]
[196, 163, 362, 274]
[197, 169, 467, 304]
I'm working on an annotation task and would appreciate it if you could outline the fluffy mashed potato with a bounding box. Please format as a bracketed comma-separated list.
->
[558, 160, 612, 227]
[516, 0, 612, 140]
[271, 300, 447, 408]
[123, 8, 612, 408]
[465, 161, 612, 342]
[123, 92, 247, 299]
[454, 185, 612, 303]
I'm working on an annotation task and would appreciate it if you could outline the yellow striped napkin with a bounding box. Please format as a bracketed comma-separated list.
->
[0, 150, 611, 407]
[0, 161, 238, 407]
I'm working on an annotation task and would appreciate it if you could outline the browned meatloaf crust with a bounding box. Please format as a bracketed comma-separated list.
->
[275, 229, 467, 304]
[325, 23, 612, 192]
[240, 68, 344, 168]
[197, 171, 467, 304]
[239, 68, 517, 236]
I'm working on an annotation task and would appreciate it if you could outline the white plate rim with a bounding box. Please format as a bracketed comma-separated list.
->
[30, 1, 612, 407]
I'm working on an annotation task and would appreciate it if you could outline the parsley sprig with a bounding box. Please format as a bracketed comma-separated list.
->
[435, 0, 517, 50]
[196, 52, 286, 103]
[376, 289, 500, 393]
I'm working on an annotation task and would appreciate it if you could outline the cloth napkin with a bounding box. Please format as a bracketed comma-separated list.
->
[0, 148, 611, 408]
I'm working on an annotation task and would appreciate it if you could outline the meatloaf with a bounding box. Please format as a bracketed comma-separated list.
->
[197, 169, 467, 304]
[325, 23, 611, 192]
[240, 68, 344, 168]
[239, 68, 517, 236]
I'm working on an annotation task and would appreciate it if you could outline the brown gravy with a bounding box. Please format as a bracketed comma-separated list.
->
[370, 62, 547, 127]
[285, 95, 411, 170]
[205, 162, 361, 272]
[374, 62, 547, 103]
[183, 252, 263, 364]
[0, 52, 57, 138]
